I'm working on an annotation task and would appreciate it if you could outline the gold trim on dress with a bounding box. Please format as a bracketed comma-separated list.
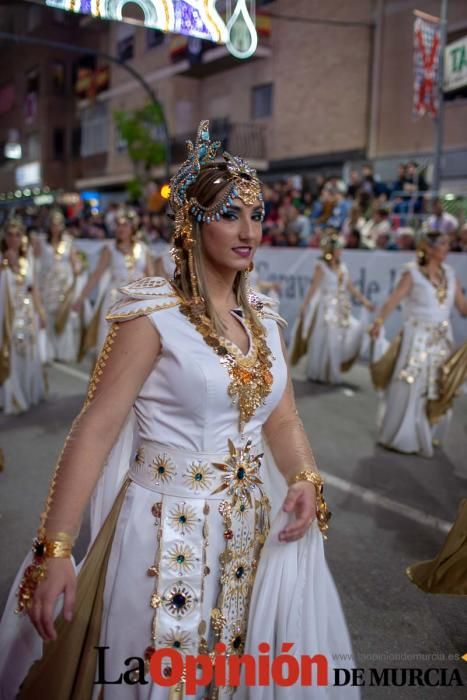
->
[427, 341, 467, 425]
[106, 299, 180, 321]
[18, 481, 130, 700]
[0, 283, 13, 384]
[406, 499, 467, 595]
[369, 331, 403, 390]
[54, 280, 76, 336]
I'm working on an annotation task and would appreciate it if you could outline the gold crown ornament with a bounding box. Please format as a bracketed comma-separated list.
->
[320, 230, 344, 262]
[169, 120, 263, 299]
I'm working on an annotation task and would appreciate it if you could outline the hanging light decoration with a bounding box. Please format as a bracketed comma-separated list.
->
[45, 1, 258, 59]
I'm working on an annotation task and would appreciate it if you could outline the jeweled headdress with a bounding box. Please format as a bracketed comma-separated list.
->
[320, 229, 344, 261]
[169, 120, 263, 299]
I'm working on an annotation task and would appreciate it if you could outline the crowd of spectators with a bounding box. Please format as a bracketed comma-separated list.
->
[260, 162, 466, 251]
[2, 161, 466, 252]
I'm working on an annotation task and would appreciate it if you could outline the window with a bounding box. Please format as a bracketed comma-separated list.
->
[26, 67, 40, 95]
[53, 127, 65, 160]
[116, 24, 135, 62]
[81, 104, 108, 157]
[52, 61, 66, 95]
[71, 127, 81, 158]
[27, 133, 40, 160]
[251, 83, 273, 119]
[147, 29, 165, 49]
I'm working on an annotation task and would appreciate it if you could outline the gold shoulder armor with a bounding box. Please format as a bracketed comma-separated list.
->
[106, 277, 181, 322]
[248, 289, 287, 328]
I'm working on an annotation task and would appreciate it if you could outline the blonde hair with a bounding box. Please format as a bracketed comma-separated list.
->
[173, 163, 263, 336]
[1, 218, 28, 258]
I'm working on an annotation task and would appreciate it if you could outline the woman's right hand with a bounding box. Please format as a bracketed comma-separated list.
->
[71, 297, 83, 313]
[369, 320, 382, 340]
[28, 558, 76, 642]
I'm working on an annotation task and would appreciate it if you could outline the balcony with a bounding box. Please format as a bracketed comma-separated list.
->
[171, 122, 267, 168]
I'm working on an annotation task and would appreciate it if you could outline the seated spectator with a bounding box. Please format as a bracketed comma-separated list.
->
[327, 189, 352, 230]
[401, 161, 429, 213]
[286, 206, 311, 246]
[375, 231, 398, 250]
[426, 198, 459, 236]
[346, 228, 362, 249]
[342, 204, 365, 241]
[286, 231, 300, 247]
[360, 205, 391, 248]
[346, 170, 362, 200]
[395, 226, 415, 250]
[391, 163, 407, 197]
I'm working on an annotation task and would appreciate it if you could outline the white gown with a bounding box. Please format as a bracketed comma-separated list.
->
[293, 261, 364, 384]
[38, 236, 80, 363]
[0, 278, 358, 700]
[375, 262, 457, 457]
[0, 257, 46, 414]
[94, 242, 149, 350]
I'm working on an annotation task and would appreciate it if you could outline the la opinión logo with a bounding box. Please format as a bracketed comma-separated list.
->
[94, 643, 329, 692]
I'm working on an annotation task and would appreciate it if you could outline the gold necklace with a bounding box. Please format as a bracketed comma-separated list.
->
[179, 301, 273, 433]
[420, 265, 447, 305]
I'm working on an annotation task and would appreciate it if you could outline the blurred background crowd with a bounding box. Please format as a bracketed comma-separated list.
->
[3, 160, 466, 254]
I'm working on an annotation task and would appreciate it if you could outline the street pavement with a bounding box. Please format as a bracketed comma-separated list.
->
[1, 359, 466, 698]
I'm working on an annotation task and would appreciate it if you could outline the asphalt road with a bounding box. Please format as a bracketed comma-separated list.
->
[1, 359, 466, 698]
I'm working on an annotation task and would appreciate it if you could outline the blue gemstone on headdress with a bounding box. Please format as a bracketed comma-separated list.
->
[207, 217, 211, 224]
[202, 131, 209, 141]
[197, 214, 202, 222]
[215, 213, 220, 221]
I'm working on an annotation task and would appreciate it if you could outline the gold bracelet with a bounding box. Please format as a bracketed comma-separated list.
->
[33, 534, 73, 559]
[373, 316, 384, 326]
[15, 535, 73, 614]
[288, 469, 332, 536]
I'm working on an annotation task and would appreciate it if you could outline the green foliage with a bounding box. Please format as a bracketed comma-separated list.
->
[114, 102, 166, 198]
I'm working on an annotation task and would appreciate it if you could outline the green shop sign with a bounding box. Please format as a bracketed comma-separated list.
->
[444, 36, 467, 92]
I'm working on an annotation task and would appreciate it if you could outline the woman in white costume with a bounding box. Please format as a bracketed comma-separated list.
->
[291, 231, 374, 384]
[369, 230, 467, 457]
[33, 210, 82, 363]
[0, 219, 46, 414]
[74, 208, 154, 356]
[0, 123, 357, 700]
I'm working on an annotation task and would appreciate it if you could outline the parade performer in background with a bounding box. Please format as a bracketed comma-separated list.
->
[0, 219, 46, 414]
[33, 210, 83, 363]
[0, 122, 357, 700]
[74, 208, 154, 356]
[369, 230, 467, 457]
[290, 230, 374, 384]
[407, 497, 467, 595]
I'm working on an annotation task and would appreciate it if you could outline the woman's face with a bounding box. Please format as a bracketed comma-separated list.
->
[49, 222, 62, 239]
[5, 227, 23, 253]
[428, 234, 449, 263]
[333, 247, 342, 262]
[200, 197, 263, 274]
[116, 219, 133, 243]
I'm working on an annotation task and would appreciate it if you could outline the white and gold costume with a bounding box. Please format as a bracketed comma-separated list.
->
[371, 261, 466, 457]
[37, 235, 80, 363]
[291, 261, 364, 384]
[0, 279, 357, 699]
[0, 254, 46, 414]
[85, 240, 151, 354]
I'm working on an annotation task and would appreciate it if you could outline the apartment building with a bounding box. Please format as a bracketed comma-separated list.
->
[0, 0, 466, 203]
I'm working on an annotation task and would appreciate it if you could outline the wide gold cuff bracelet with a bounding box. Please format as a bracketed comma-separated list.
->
[15, 535, 73, 614]
[288, 469, 332, 536]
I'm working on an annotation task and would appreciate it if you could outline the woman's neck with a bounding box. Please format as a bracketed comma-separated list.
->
[426, 259, 441, 273]
[117, 239, 133, 252]
[203, 265, 238, 310]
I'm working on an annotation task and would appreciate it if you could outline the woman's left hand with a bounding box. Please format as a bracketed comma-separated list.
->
[279, 482, 317, 542]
